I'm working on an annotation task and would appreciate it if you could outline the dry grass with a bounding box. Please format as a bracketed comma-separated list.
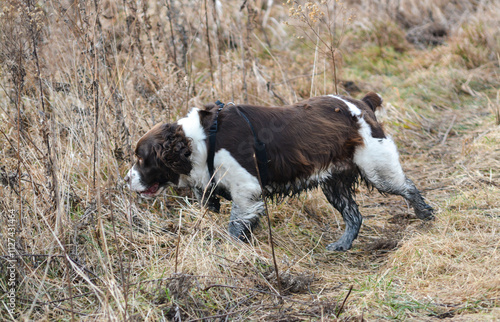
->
[1, 0, 499, 320]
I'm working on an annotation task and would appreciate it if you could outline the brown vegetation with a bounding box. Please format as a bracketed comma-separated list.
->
[0, 0, 499, 320]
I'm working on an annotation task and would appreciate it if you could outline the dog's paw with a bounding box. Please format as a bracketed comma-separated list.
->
[415, 204, 434, 221]
[326, 241, 352, 252]
[228, 221, 252, 243]
[206, 199, 221, 213]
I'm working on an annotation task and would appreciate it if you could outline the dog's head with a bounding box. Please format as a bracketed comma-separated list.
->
[124, 123, 192, 198]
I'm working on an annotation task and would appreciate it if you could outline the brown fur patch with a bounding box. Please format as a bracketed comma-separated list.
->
[199, 96, 369, 184]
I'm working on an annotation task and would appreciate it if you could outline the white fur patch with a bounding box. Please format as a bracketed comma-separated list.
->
[330, 96, 406, 188]
[177, 110, 262, 207]
[125, 166, 166, 198]
[177, 108, 210, 188]
[125, 166, 147, 192]
[306, 168, 333, 183]
[292, 166, 337, 190]
[354, 131, 406, 188]
[213, 149, 262, 207]
[329, 95, 362, 116]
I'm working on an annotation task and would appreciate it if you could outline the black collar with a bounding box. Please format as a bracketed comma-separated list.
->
[207, 100, 225, 179]
[201, 100, 224, 213]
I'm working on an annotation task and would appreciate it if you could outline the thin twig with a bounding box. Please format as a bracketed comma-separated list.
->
[204, 0, 215, 97]
[165, 0, 178, 66]
[212, 0, 223, 96]
[440, 114, 456, 145]
[336, 285, 353, 318]
[253, 154, 282, 297]
[241, 34, 248, 103]
[15, 32, 22, 238]
[174, 210, 183, 273]
[240, 0, 248, 11]
[110, 193, 129, 319]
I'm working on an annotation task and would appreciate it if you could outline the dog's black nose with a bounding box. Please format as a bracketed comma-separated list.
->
[124, 175, 130, 183]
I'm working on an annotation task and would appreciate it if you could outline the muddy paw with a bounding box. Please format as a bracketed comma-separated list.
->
[326, 241, 352, 252]
[415, 204, 434, 221]
[228, 221, 253, 243]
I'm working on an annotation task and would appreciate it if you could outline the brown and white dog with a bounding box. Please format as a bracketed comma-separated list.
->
[124, 93, 433, 251]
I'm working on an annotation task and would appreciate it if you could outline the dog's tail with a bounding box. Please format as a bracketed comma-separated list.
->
[362, 92, 383, 112]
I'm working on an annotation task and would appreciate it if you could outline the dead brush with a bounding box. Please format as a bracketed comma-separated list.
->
[1, 0, 500, 320]
[283, 0, 355, 95]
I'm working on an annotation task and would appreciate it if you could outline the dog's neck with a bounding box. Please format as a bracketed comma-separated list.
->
[177, 108, 210, 189]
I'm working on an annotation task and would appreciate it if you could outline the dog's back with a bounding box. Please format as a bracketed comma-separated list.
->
[200, 93, 383, 188]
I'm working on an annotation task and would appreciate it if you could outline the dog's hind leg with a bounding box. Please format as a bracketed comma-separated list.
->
[354, 136, 434, 220]
[320, 172, 363, 251]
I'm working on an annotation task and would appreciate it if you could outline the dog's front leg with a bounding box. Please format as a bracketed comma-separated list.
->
[193, 186, 221, 213]
[193, 187, 204, 204]
[228, 200, 264, 242]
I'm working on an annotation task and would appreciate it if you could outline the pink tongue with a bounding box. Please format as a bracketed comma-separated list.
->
[143, 183, 159, 194]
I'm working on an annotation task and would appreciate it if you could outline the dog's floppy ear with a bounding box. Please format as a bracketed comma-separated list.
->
[362, 92, 383, 112]
[154, 124, 192, 175]
[198, 108, 213, 125]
